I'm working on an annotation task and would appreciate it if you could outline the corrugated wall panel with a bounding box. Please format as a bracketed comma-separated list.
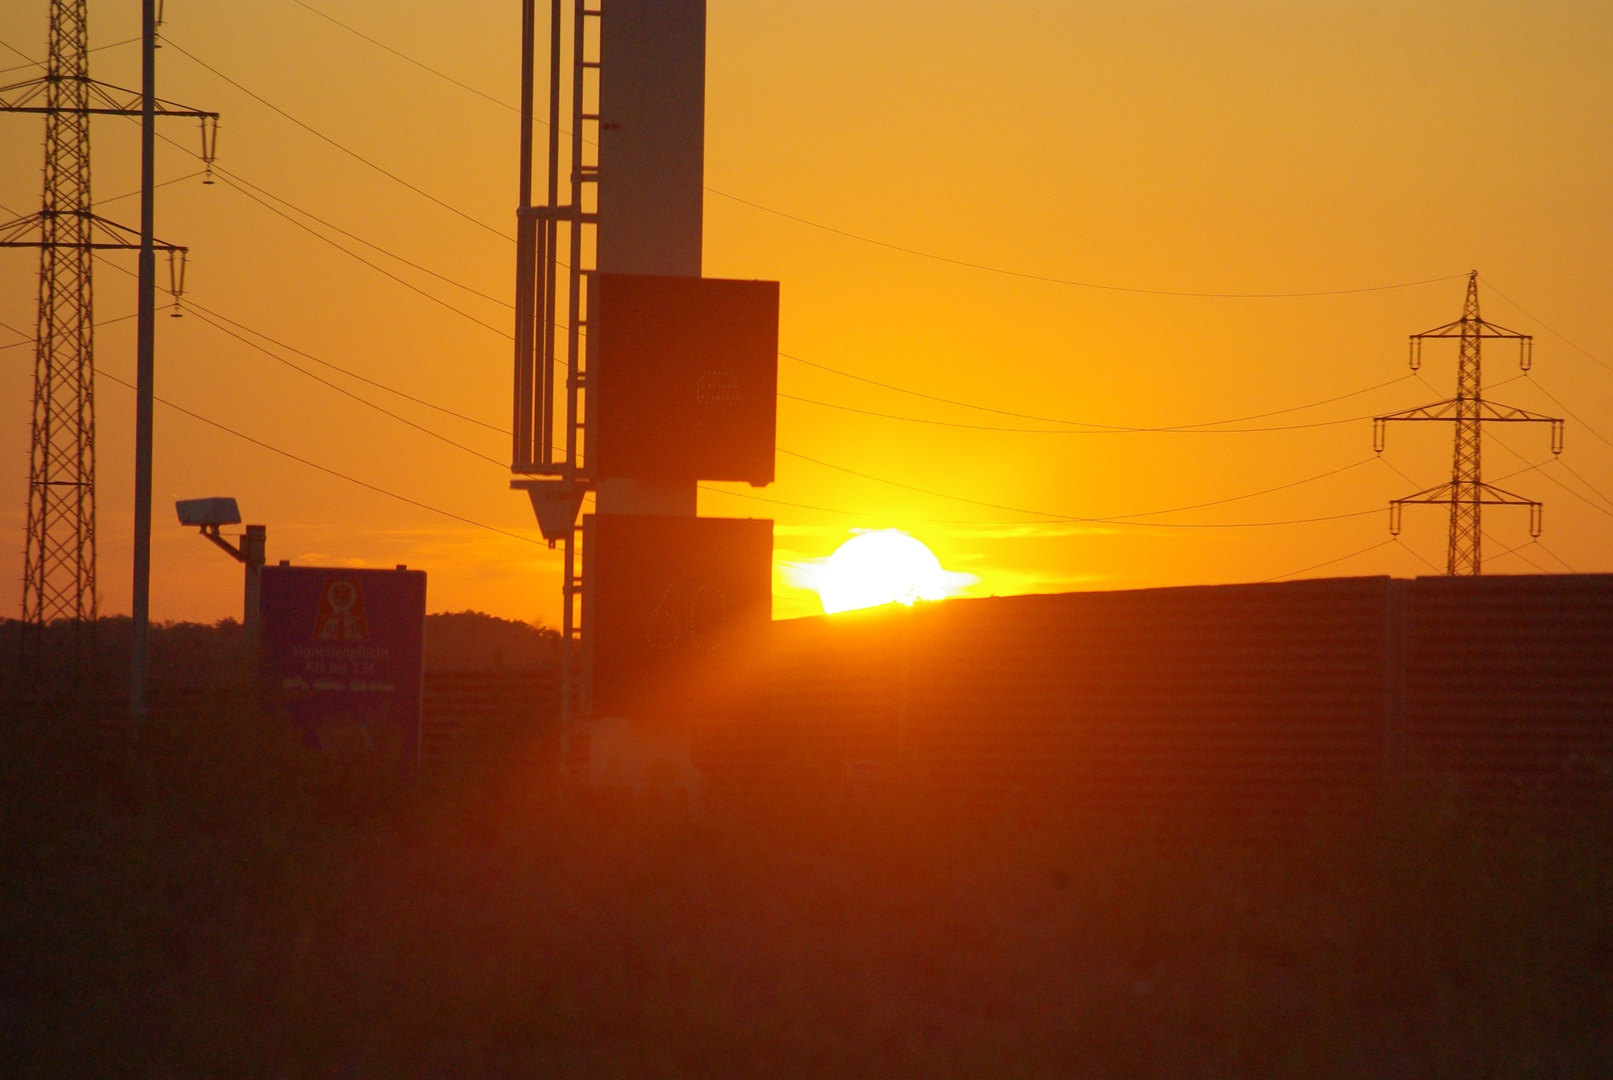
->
[1404, 575, 1613, 809]
[699, 575, 1613, 816]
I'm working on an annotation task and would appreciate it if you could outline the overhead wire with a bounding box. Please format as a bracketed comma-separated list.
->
[777, 448, 1382, 528]
[1532, 540, 1579, 573]
[89, 251, 512, 442]
[91, 170, 208, 208]
[207, 171, 513, 337]
[180, 301, 510, 468]
[156, 126, 1433, 439]
[1523, 373, 1613, 453]
[161, 35, 514, 242]
[708, 187, 1465, 299]
[94, 366, 548, 547]
[0, 34, 139, 75]
[1260, 538, 1397, 583]
[1479, 274, 1613, 378]
[257, 8, 1467, 301]
[88, 245, 1396, 533]
[283, 0, 518, 114]
[1394, 537, 1444, 575]
[184, 298, 508, 433]
[56, 22, 1588, 562]
[1486, 433, 1613, 521]
[142, 123, 517, 313]
[211, 164, 514, 308]
[780, 391, 1394, 435]
[0, 312, 139, 352]
[134, 117, 1439, 447]
[1481, 532, 1551, 574]
[785, 351, 1416, 431]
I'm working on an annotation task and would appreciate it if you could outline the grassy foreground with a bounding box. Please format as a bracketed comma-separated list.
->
[2, 704, 1610, 1078]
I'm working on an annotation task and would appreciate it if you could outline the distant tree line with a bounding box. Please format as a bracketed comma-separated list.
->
[0, 611, 558, 700]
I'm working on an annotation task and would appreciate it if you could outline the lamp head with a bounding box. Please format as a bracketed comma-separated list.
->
[175, 497, 242, 528]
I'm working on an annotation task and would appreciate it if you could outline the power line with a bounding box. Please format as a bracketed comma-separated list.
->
[1532, 539, 1579, 573]
[141, 122, 523, 315]
[91, 250, 510, 434]
[283, 0, 518, 114]
[111, 254, 1397, 532]
[91, 170, 207, 208]
[777, 448, 1382, 527]
[1524, 374, 1613, 453]
[101, 141, 1442, 445]
[96, 366, 547, 548]
[0, 34, 139, 75]
[161, 36, 513, 242]
[141, 136, 1439, 435]
[1550, 458, 1613, 515]
[779, 391, 1392, 435]
[208, 171, 513, 337]
[1479, 274, 1613, 378]
[1261, 537, 1397, 583]
[258, 10, 1470, 303]
[1487, 434, 1613, 521]
[1482, 532, 1551, 574]
[213, 164, 514, 308]
[183, 298, 510, 432]
[1395, 537, 1444, 575]
[0, 312, 139, 352]
[710, 188, 1464, 299]
[785, 352, 1416, 431]
[88, 248, 508, 465]
[181, 302, 509, 468]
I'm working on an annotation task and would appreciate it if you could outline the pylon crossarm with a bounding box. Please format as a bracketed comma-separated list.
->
[88, 213, 186, 253]
[1473, 483, 1543, 508]
[1391, 482, 1459, 506]
[1375, 399, 1459, 424]
[1471, 316, 1530, 340]
[0, 214, 188, 252]
[1477, 400, 1558, 424]
[1411, 317, 1466, 339]
[0, 76, 217, 120]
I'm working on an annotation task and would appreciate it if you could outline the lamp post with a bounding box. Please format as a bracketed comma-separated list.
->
[176, 498, 266, 659]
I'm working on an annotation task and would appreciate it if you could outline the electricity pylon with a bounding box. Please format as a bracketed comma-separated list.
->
[0, 0, 215, 674]
[1374, 272, 1563, 576]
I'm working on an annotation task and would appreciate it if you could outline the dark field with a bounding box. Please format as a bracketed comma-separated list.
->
[3, 696, 1611, 1079]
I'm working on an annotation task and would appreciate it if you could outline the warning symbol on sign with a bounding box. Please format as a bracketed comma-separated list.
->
[314, 579, 369, 642]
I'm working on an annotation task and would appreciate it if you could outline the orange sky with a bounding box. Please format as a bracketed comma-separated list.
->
[2, 1, 1610, 627]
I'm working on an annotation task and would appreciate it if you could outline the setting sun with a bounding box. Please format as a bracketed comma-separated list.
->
[817, 530, 955, 614]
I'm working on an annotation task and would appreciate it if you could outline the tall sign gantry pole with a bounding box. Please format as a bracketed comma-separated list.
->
[511, 0, 606, 743]
[1374, 272, 1563, 575]
[0, 0, 215, 689]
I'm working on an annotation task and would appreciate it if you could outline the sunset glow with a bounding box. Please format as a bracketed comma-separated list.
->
[817, 530, 954, 614]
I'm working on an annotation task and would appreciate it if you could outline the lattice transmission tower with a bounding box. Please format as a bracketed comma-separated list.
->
[1374, 272, 1563, 576]
[0, 0, 214, 669]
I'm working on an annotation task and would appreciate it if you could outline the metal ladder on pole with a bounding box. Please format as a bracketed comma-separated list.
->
[557, 0, 601, 756]
[513, 0, 601, 769]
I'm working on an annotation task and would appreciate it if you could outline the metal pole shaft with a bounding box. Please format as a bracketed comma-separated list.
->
[130, 0, 156, 719]
[512, 0, 537, 466]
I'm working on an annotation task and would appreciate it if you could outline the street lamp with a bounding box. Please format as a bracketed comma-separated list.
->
[176, 497, 266, 653]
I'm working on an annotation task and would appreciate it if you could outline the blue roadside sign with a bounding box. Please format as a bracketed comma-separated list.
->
[259, 565, 426, 766]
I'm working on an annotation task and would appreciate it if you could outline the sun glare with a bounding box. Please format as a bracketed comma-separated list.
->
[817, 530, 953, 615]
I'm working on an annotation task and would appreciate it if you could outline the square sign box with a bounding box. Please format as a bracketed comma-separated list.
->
[260, 565, 427, 766]
[591, 273, 778, 485]
[584, 514, 773, 721]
